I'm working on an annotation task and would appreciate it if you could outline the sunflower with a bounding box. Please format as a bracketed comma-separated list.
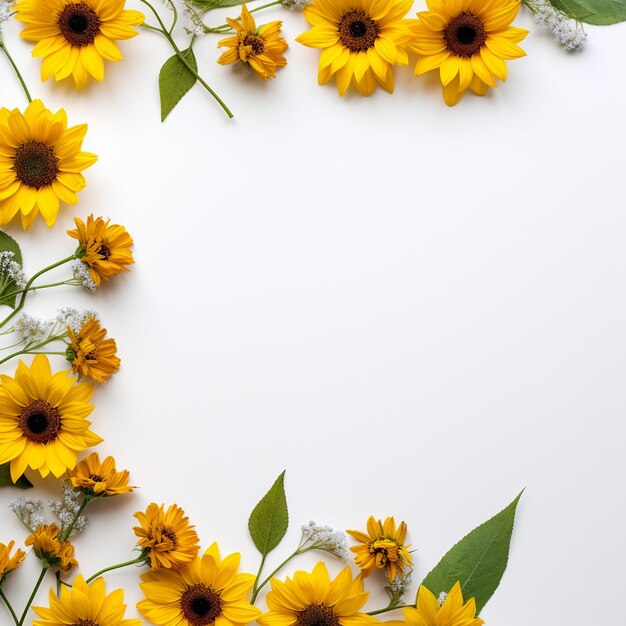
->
[68, 214, 134, 286]
[138, 542, 261, 626]
[25, 523, 78, 572]
[217, 4, 288, 80]
[67, 452, 135, 497]
[33, 575, 141, 626]
[0, 99, 97, 229]
[295, 0, 413, 96]
[258, 562, 378, 626]
[402, 582, 484, 626]
[67, 315, 120, 383]
[0, 355, 101, 483]
[134, 503, 200, 570]
[346, 516, 412, 582]
[0, 540, 26, 582]
[14, 0, 144, 89]
[407, 0, 527, 106]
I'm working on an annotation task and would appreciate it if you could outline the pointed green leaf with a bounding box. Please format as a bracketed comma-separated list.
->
[248, 471, 288, 556]
[0, 462, 33, 489]
[548, 0, 626, 24]
[0, 231, 24, 308]
[421, 491, 523, 614]
[159, 47, 198, 122]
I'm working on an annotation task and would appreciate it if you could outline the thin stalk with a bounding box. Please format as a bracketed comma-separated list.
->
[85, 555, 147, 584]
[251, 547, 306, 603]
[0, 40, 32, 103]
[18, 566, 47, 626]
[0, 281, 72, 302]
[367, 604, 412, 616]
[60, 497, 90, 542]
[0, 335, 67, 366]
[0, 589, 19, 626]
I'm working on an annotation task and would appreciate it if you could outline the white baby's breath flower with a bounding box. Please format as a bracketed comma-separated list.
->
[530, 1, 587, 51]
[0, 251, 26, 289]
[56, 307, 98, 334]
[438, 591, 448, 606]
[71, 260, 97, 292]
[49, 482, 88, 537]
[15, 314, 54, 345]
[281, 0, 312, 8]
[300, 521, 350, 561]
[0, 0, 13, 28]
[10, 497, 46, 532]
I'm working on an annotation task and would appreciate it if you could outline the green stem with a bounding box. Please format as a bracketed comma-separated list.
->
[167, 0, 178, 34]
[251, 548, 304, 604]
[0, 281, 72, 302]
[0, 255, 75, 331]
[139, 0, 234, 118]
[0, 589, 19, 626]
[18, 566, 47, 626]
[85, 555, 147, 584]
[0, 335, 67, 367]
[367, 604, 412, 616]
[60, 497, 90, 542]
[205, 0, 282, 33]
[0, 40, 32, 104]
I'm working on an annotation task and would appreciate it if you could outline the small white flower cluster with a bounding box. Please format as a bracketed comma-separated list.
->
[56, 306, 97, 333]
[15, 314, 55, 346]
[0, 1, 13, 29]
[281, 0, 312, 9]
[300, 521, 350, 561]
[49, 481, 89, 537]
[531, 1, 587, 51]
[384, 571, 412, 605]
[0, 251, 27, 289]
[9, 497, 46, 532]
[71, 261, 96, 292]
[438, 591, 448, 606]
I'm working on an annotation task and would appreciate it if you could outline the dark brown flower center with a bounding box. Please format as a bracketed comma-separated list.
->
[444, 12, 487, 57]
[58, 2, 101, 46]
[89, 474, 104, 482]
[162, 527, 178, 545]
[19, 401, 60, 444]
[180, 584, 223, 626]
[73, 621, 97, 626]
[97, 243, 111, 260]
[13, 141, 59, 189]
[339, 10, 379, 52]
[243, 34, 265, 55]
[297, 604, 340, 626]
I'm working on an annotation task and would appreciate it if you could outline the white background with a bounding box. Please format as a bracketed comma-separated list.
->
[0, 1, 625, 624]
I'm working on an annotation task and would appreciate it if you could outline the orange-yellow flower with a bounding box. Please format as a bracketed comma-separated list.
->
[67, 452, 135, 497]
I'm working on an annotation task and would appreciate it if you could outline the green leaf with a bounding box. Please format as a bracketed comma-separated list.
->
[0, 462, 33, 489]
[159, 47, 198, 122]
[0, 231, 24, 308]
[421, 491, 523, 614]
[248, 470, 289, 556]
[548, 0, 626, 24]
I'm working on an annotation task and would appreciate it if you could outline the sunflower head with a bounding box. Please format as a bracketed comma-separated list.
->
[138, 542, 262, 626]
[33, 575, 141, 626]
[403, 582, 484, 626]
[133, 502, 200, 570]
[0, 100, 96, 229]
[296, 0, 414, 96]
[14, 0, 144, 89]
[258, 562, 378, 626]
[0, 540, 26, 583]
[68, 214, 134, 286]
[408, 0, 528, 106]
[67, 452, 135, 497]
[0, 355, 101, 483]
[25, 523, 78, 572]
[217, 4, 288, 80]
[67, 315, 120, 383]
[346, 516, 412, 582]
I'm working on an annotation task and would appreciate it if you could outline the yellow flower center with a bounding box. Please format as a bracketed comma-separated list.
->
[58, 2, 101, 47]
[180, 584, 223, 626]
[339, 10, 379, 52]
[369, 539, 400, 567]
[444, 12, 487, 57]
[19, 400, 61, 444]
[13, 141, 59, 189]
[297, 604, 340, 626]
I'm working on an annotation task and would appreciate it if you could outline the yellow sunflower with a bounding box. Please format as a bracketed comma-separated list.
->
[0, 354, 101, 483]
[402, 582, 484, 626]
[25, 523, 78, 572]
[67, 315, 120, 382]
[67, 452, 135, 497]
[258, 562, 378, 626]
[218, 4, 288, 80]
[68, 214, 134, 286]
[407, 0, 527, 106]
[134, 502, 200, 570]
[295, 0, 413, 96]
[138, 542, 262, 626]
[347, 516, 412, 582]
[0, 99, 97, 229]
[0, 540, 26, 582]
[14, 0, 144, 89]
[33, 575, 141, 626]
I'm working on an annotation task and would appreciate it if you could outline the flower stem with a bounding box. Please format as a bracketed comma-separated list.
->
[251, 547, 305, 604]
[0, 335, 67, 366]
[0, 589, 19, 626]
[18, 566, 47, 626]
[85, 555, 147, 584]
[60, 497, 91, 542]
[0, 40, 32, 104]
[204, 0, 282, 33]
[0, 281, 73, 302]
[138, 0, 234, 118]
[367, 604, 412, 616]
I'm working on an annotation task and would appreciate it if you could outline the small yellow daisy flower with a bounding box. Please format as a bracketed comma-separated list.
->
[25, 523, 77, 572]
[403, 582, 484, 626]
[218, 4, 288, 80]
[15, 0, 144, 89]
[347, 516, 412, 582]
[0, 540, 26, 582]
[67, 452, 135, 497]
[133, 503, 200, 570]
[67, 316, 120, 383]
